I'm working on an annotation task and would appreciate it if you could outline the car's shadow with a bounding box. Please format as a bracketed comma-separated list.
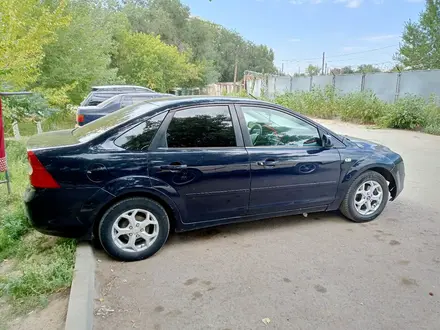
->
[166, 211, 347, 246]
[92, 211, 349, 253]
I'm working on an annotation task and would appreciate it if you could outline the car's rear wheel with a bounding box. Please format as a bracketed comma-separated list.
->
[340, 171, 389, 222]
[98, 197, 170, 261]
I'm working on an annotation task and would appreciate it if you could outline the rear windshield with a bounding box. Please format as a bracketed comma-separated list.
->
[73, 102, 159, 143]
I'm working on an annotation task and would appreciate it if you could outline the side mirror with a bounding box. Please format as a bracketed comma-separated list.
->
[322, 134, 333, 148]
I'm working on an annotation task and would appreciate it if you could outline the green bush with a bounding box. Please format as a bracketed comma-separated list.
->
[274, 88, 440, 135]
[275, 86, 338, 119]
[380, 95, 427, 130]
[339, 91, 387, 124]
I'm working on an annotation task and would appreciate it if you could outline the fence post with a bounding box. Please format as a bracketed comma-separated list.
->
[273, 76, 277, 98]
[361, 73, 366, 92]
[37, 121, 43, 134]
[290, 76, 293, 93]
[395, 72, 402, 102]
[12, 122, 20, 140]
[309, 76, 313, 91]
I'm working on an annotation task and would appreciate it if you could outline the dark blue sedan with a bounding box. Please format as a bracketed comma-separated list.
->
[24, 96, 405, 261]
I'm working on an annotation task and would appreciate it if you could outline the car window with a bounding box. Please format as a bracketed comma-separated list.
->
[114, 112, 167, 151]
[241, 106, 321, 147]
[97, 95, 119, 108]
[166, 106, 236, 148]
[73, 102, 159, 143]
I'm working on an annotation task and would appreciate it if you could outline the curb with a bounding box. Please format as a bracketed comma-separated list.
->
[65, 242, 95, 330]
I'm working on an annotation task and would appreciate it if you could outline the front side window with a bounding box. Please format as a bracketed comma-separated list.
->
[241, 106, 320, 147]
[166, 106, 236, 148]
[114, 112, 167, 151]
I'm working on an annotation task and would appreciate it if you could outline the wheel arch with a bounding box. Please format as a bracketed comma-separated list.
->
[367, 166, 397, 199]
[92, 190, 182, 240]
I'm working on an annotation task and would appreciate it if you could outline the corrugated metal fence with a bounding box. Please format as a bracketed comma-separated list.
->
[245, 69, 440, 102]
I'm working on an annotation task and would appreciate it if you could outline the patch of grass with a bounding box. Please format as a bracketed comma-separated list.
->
[274, 89, 440, 135]
[0, 140, 76, 314]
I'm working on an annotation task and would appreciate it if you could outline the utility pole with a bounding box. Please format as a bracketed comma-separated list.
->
[321, 52, 325, 75]
[298, 66, 300, 75]
[325, 62, 328, 75]
[233, 58, 238, 92]
[281, 63, 284, 74]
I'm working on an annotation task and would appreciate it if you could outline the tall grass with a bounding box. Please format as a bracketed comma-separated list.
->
[0, 140, 76, 315]
[274, 88, 440, 134]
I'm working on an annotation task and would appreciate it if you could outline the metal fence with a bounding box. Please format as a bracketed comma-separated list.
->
[244, 69, 440, 102]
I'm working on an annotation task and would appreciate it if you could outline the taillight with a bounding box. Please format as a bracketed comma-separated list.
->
[77, 114, 84, 123]
[27, 151, 60, 188]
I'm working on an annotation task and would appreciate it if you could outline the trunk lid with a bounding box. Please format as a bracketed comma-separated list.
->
[27, 129, 79, 150]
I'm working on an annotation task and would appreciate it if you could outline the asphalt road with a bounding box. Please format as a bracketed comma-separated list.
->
[94, 120, 440, 330]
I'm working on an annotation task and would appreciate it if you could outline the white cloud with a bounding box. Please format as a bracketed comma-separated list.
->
[289, 38, 301, 42]
[361, 34, 399, 41]
[334, 0, 364, 8]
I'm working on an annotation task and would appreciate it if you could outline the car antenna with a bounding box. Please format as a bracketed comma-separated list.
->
[248, 93, 257, 100]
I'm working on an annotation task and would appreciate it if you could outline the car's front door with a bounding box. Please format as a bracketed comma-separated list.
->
[148, 104, 250, 224]
[236, 104, 342, 215]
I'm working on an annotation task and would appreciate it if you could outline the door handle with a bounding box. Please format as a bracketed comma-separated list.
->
[160, 164, 187, 172]
[256, 159, 278, 167]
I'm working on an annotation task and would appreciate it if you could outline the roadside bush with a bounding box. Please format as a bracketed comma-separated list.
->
[274, 89, 440, 135]
[275, 86, 338, 118]
[339, 91, 387, 124]
[380, 95, 427, 130]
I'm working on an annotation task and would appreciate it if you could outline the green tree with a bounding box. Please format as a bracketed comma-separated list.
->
[0, 0, 69, 89]
[396, 0, 440, 70]
[306, 65, 321, 76]
[356, 64, 381, 73]
[342, 66, 355, 74]
[115, 32, 203, 91]
[36, 0, 128, 104]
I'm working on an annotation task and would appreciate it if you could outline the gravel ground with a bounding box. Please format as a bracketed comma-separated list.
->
[94, 120, 440, 330]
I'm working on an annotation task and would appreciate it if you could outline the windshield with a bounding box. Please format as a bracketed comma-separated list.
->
[73, 102, 159, 143]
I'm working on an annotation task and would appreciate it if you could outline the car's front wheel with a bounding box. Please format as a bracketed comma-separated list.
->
[98, 197, 170, 261]
[340, 171, 389, 222]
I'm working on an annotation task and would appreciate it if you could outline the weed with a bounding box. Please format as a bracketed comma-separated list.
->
[0, 139, 76, 314]
[273, 89, 440, 135]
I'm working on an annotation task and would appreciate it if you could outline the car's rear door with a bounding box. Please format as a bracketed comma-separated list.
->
[148, 104, 250, 225]
[235, 104, 342, 215]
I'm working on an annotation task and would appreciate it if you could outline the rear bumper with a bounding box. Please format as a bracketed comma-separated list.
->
[24, 187, 92, 238]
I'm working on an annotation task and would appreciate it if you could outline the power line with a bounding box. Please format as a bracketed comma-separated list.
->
[282, 45, 398, 63]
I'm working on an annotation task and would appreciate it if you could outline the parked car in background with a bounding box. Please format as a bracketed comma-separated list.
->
[77, 92, 173, 126]
[24, 96, 404, 261]
[81, 85, 154, 107]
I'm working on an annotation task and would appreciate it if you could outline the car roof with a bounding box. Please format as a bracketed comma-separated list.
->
[118, 92, 171, 97]
[147, 95, 271, 108]
[92, 85, 149, 91]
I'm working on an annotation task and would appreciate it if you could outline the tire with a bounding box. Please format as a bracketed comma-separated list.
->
[340, 171, 389, 222]
[98, 197, 170, 261]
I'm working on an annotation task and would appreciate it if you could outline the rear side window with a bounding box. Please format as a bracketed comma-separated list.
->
[115, 112, 167, 151]
[166, 106, 236, 148]
[121, 96, 133, 107]
[73, 102, 159, 143]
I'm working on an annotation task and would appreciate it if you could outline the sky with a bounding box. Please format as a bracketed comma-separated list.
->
[181, 0, 426, 74]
